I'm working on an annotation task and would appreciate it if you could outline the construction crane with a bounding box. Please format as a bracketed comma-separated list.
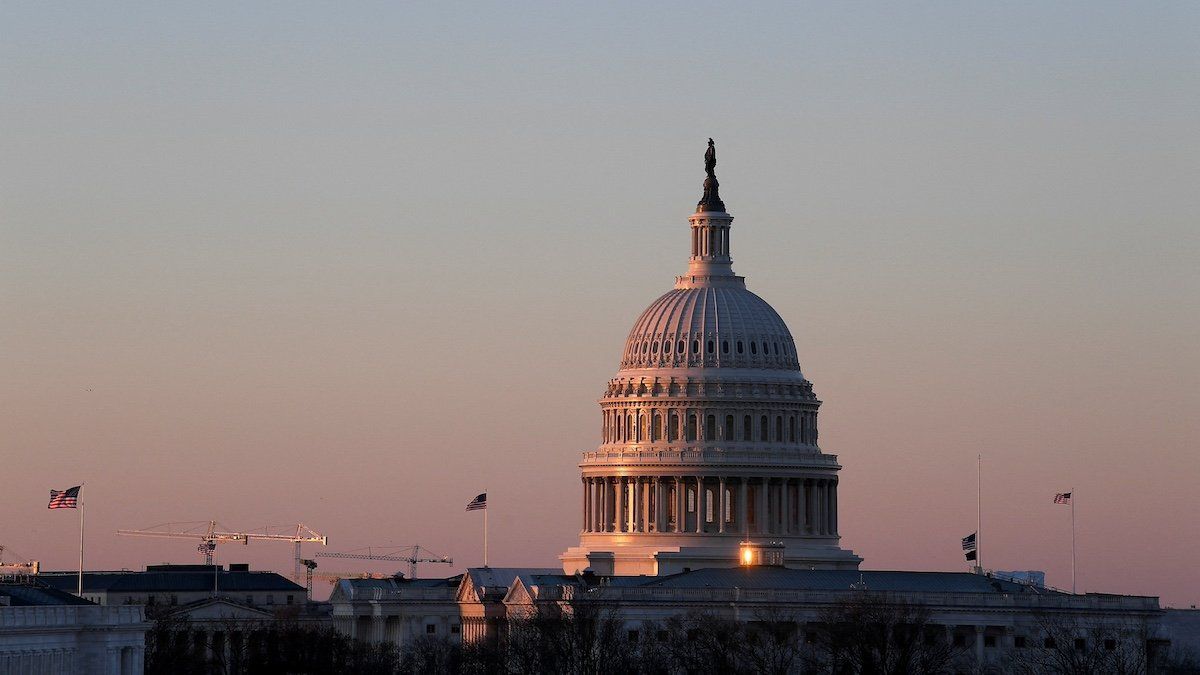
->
[315, 545, 451, 579]
[116, 521, 327, 582]
[299, 558, 392, 591]
[0, 545, 39, 576]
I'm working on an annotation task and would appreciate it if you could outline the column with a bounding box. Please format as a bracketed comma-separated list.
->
[803, 479, 812, 533]
[695, 477, 706, 533]
[718, 477, 727, 533]
[653, 477, 662, 532]
[675, 476, 685, 533]
[633, 478, 642, 532]
[738, 479, 748, 536]
[757, 479, 768, 534]
[582, 477, 589, 532]
[830, 481, 838, 535]
[818, 480, 828, 535]
[616, 477, 626, 533]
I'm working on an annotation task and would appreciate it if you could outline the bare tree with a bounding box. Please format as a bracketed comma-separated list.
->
[805, 593, 969, 675]
[1005, 612, 1152, 675]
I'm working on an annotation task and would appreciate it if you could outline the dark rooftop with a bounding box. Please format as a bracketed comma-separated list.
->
[638, 568, 1052, 594]
[0, 582, 94, 606]
[38, 564, 304, 594]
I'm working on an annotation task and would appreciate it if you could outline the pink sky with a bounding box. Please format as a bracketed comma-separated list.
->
[2, 3, 1197, 605]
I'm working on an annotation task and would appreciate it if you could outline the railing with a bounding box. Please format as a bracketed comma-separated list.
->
[0, 605, 145, 628]
[581, 447, 840, 467]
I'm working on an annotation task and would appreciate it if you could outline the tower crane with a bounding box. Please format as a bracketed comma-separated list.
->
[315, 545, 451, 579]
[116, 521, 327, 582]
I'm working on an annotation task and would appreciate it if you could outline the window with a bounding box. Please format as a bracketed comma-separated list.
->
[1044, 637, 1057, 649]
[451, 625, 461, 634]
[427, 624, 437, 634]
[722, 340, 729, 354]
[707, 340, 714, 354]
[1074, 638, 1086, 651]
[668, 412, 678, 441]
[789, 416, 796, 443]
[663, 340, 671, 354]
[725, 488, 733, 522]
[266, 595, 274, 605]
[706, 415, 716, 440]
[687, 414, 697, 441]
[652, 414, 662, 441]
[773, 342, 779, 355]
[762, 341, 769, 354]
[984, 635, 996, 648]
[743, 415, 752, 440]
[953, 634, 966, 647]
[651, 341, 658, 354]
[642, 341, 648, 353]
[656, 630, 669, 642]
[737, 341, 744, 354]
[705, 489, 714, 522]
[724, 415, 734, 440]
[775, 416, 783, 441]
[760, 416, 769, 441]
[750, 341, 757, 355]
[692, 340, 700, 354]
[1015, 636, 1027, 648]
[286, 595, 294, 605]
[687, 489, 695, 512]
[628, 629, 639, 643]
[677, 340, 685, 354]
[1104, 639, 1116, 651]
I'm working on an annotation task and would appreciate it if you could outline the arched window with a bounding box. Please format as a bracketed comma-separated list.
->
[677, 340, 685, 354]
[663, 340, 671, 354]
[760, 416, 769, 442]
[743, 415, 752, 441]
[687, 488, 695, 513]
[635, 411, 642, 442]
[773, 342, 780, 355]
[668, 412, 679, 442]
[625, 414, 632, 441]
[800, 415, 808, 443]
[705, 489, 715, 523]
[692, 340, 700, 354]
[652, 413, 662, 442]
[751, 341, 758, 355]
[775, 416, 783, 442]
[737, 341, 744, 354]
[724, 415, 734, 440]
[651, 342, 658, 354]
[687, 414, 697, 442]
[722, 340, 729, 354]
[789, 416, 796, 443]
[762, 341, 769, 355]
[706, 415, 716, 440]
[706, 340, 714, 354]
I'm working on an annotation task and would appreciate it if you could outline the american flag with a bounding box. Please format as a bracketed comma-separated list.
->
[1054, 492, 1072, 504]
[465, 493, 487, 511]
[961, 532, 977, 551]
[48, 486, 81, 509]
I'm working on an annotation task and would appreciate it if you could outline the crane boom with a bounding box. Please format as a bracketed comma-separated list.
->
[116, 521, 327, 583]
[314, 544, 451, 578]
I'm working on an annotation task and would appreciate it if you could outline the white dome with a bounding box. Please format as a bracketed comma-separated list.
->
[619, 286, 802, 373]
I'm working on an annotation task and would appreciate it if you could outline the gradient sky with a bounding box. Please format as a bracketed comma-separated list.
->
[2, 2, 1197, 605]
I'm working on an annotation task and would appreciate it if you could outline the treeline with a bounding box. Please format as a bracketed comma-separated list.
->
[145, 594, 1191, 675]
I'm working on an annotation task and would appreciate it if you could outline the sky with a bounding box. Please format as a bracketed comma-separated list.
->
[2, 2, 1197, 605]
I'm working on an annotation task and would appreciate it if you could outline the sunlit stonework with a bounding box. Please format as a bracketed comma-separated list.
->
[562, 141, 861, 575]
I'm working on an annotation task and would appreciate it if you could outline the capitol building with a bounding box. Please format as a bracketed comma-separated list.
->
[327, 142, 1181, 666]
[562, 139, 858, 575]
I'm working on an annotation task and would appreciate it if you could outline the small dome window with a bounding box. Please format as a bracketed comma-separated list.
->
[692, 340, 700, 354]
[651, 342, 658, 354]
[773, 342, 779, 355]
[722, 341, 729, 354]
[750, 342, 758, 355]
[678, 340, 685, 354]
[663, 340, 671, 354]
[762, 342, 769, 355]
[642, 341, 649, 353]
[736, 341, 744, 354]
[706, 340, 714, 354]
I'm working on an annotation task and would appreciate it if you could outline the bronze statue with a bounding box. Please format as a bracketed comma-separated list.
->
[697, 138, 725, 212]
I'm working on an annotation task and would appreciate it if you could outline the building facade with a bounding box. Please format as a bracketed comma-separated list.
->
[562, 140, 860, 575]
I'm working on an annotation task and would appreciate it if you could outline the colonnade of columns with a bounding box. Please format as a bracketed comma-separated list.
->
[603, 408, 818, 446]
[581, 475, 837, 538]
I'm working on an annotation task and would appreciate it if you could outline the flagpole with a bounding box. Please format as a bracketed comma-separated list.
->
[77, 483, 85, 596]
[1071, 487, 1076, 594]
[976, 455, 982, 572]
[483, 488, 489, 568]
